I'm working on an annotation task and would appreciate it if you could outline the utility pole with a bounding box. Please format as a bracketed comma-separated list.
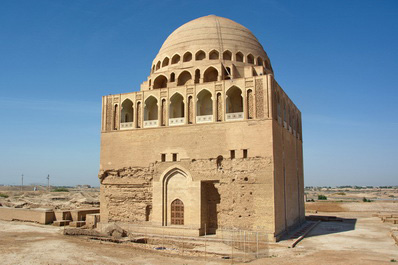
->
[21, 174, 23, 191]
[47, 174, 50, 191]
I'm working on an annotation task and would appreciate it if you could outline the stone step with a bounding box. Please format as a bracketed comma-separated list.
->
[69, 221, 86, 227]
[53, 220, 71, 226]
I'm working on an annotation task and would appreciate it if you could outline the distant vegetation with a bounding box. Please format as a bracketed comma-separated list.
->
[52, 187, 69, 192]
[0, 193, 9, 198]
[318, 195, 327, 200]
[362, 197, 372, 202]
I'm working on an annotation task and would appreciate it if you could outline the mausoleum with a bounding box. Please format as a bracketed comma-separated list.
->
[98, 15, 304, 240]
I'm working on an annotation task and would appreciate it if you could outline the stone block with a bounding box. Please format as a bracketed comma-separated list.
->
[86, 213, 100, 228]
[53, 220, 71, 226]
[69, 221, 86, 227]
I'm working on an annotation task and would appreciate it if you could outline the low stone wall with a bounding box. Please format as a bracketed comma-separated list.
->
[0, 207, 55, 224]
[86, 213, 101, 228]
[70, 208, 100, 221]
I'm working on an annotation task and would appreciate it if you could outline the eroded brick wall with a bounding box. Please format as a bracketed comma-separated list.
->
[100, 156, 274, 232]
[99, 167, 153, 223]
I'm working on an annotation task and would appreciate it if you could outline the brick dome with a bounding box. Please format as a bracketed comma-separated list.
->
[150, 15, 272, 76]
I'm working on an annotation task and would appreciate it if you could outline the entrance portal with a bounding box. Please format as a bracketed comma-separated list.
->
[202, 181, 220, 234]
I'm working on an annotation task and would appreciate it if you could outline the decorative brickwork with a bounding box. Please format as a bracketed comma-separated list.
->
[255, 79, 264, 118]
[161, 99, 166, 126]
[106, 97, 112, 131]
[247, 89, 254, 119]
[188, 96, 193, 123]
[217, 93, 222, 121]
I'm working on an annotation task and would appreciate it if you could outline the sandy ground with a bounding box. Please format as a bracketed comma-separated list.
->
[0, 220, 223, 265]
[0, 210, 397, 265]
[0, 188, 397, 264]
[305, 187, 398, 202]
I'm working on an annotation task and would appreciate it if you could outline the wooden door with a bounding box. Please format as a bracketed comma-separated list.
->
[171, 199, 184, 225]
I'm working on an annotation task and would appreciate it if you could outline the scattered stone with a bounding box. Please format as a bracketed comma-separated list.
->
[104, 223, 127, 239]
[63, 228, 102, 237]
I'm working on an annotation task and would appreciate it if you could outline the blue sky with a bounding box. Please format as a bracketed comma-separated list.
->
[0, 0, 397, 187]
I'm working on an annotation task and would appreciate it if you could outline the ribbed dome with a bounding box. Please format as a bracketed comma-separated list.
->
[153, 15, 268, 63]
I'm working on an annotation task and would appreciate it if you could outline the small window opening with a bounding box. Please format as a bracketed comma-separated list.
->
[216, 155, 223, 170]
[230, 150, 235, 159]
[172, 153, 178, 161]
[236, 52, 243, 62]
[243, 149, 248, 158]
[183, 52, 192, 62]
[161, 154, 166, 162]
[145, 205, 152, 221]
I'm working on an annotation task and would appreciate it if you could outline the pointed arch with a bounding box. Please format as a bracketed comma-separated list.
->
[257, 57, 263, 66]
[195, 50, 205, 60]
[177, 71, 192, 86]
[170, 72, 175, 82]
[196, 89, 213, 116]
[144, 96, 158, 121]
[183, 52, 192, 62]
[226, 86, 243, 113]
[169, 93, 184, 118]
[160, 166, 192, 226]
[156, 61, 161, 70]
[160, 165, 193, 183]
[194, 69, 200, 84]
[209, 50, 219, 60]
[236, 52, 243, 62]
[153, 75, 168, 89]
[247, 54, 254, 64]
[223, 50, 232, 60]
[162, 57, 169, 67]
[121, 99, 134, 123]
[171, 54, 181, 64]
[203, 66, 218, 82]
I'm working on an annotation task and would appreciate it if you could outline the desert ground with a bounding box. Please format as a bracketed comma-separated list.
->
[0, 186, 397, 264]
